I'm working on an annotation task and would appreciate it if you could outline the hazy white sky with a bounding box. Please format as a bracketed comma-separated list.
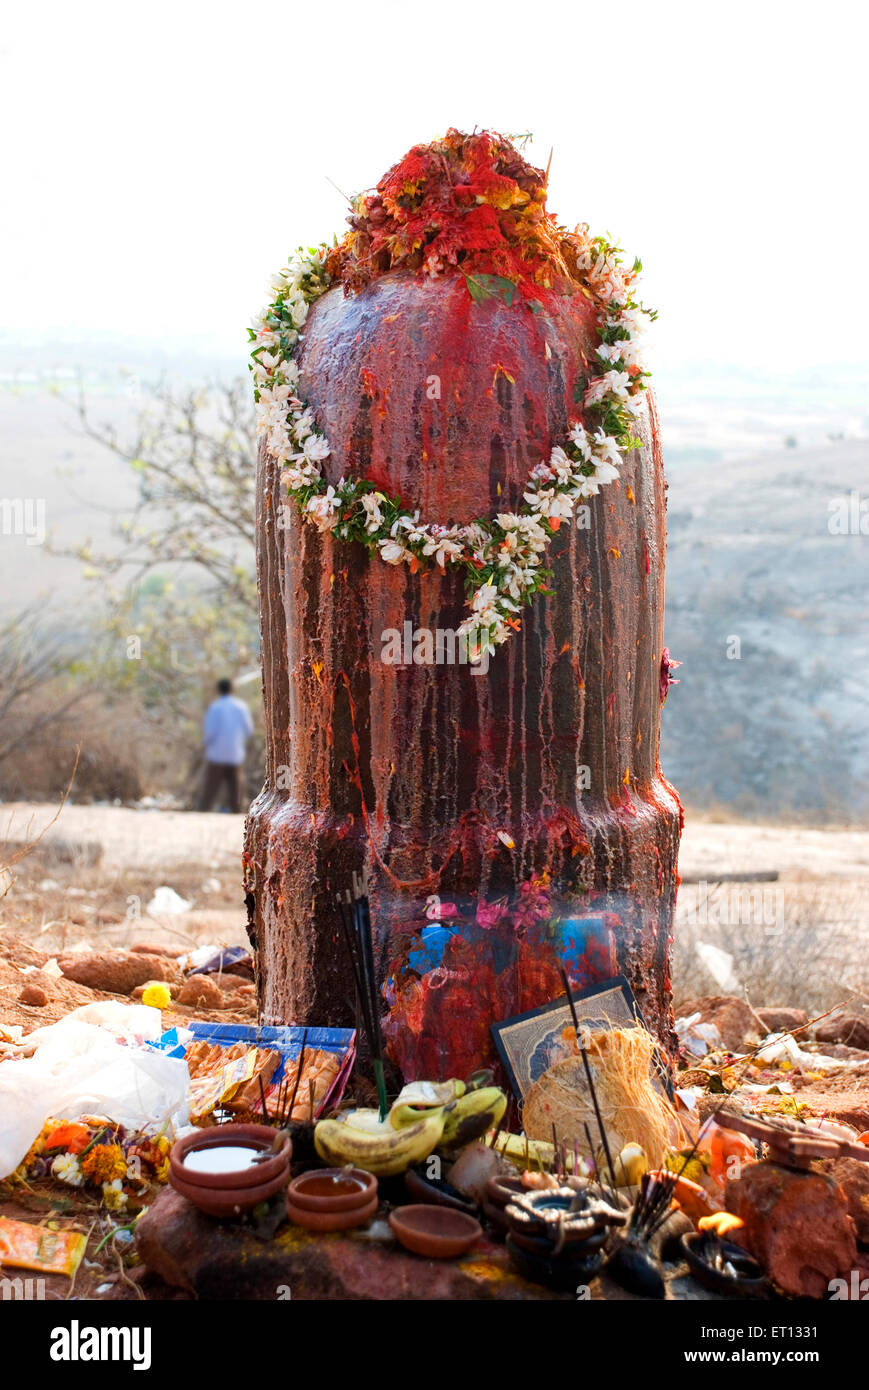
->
[2, 0, 866, 371]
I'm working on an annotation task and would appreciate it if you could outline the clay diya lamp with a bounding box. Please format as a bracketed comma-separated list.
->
[169, 1123, 291, 1219]
[389, 1205, 482, 1259]
[404, 1165, 478, 1216]
[286, 1167, 378, 1232]
[482, 1174, 526, 1235]
[504, 1187, 624, 1289]
[682, 1232, 769, 1298]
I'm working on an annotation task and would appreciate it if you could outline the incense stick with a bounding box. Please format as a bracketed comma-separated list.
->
[258, 1073, 269, 1125]
[560, 967, 618, 1190]
[335, 880, 389, 1121]
[286, 1029, 308, 1125]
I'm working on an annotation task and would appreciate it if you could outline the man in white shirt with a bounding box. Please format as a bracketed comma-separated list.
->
[198, 678, 254, 813]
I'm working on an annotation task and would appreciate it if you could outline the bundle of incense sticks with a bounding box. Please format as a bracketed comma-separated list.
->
[336, 870, 388, 1121]
[257, 1029, 309, 1126]
[627, 1117, 713, 1242]
[560, 966, 618, 1190]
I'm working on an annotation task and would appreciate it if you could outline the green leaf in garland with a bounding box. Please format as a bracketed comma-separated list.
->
[463, 273, 520, 307]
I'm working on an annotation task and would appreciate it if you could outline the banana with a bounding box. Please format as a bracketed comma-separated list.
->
[389, 1078, 465, 1130]
[439, 1086, 507, 1152]
[489, 1132, 556, 1171]
[314, 1108, 445, 1176]
[390, 1102, 448, 1130]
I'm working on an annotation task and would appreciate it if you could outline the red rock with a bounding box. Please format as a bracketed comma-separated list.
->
[58, 950, 178, 995]
[175, 975, 225, 1009]
[211, 973, 249, 993]
[757, 1007, 807, 1034]
[816, 1014, 869, 1051]
[677, 995, 765, 1053]
[725, 1161, 857, 1298]
[18, 984, 48, 1007]
[814, 1158, 869, 1244]
[791, 1067, 869, 1132]
[136, 1187, 562, 1300]
[810, 1042, 869, 1063]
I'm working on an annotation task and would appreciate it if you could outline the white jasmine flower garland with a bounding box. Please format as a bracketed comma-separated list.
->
[249, 229, 654, 657]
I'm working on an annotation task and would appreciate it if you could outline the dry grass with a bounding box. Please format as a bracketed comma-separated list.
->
[673, 878, 869, 1015]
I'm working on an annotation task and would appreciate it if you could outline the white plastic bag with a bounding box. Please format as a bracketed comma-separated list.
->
[0, 1004, 188, 1178]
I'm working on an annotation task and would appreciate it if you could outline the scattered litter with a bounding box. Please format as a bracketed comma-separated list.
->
[0, 1215, 87, 1277]
[188, 946, 252, 977]
[754, 1031, 862, 1073]
[0, 1003, 188, 1177]
[694, 942, 740, 993]
[146, 886, 193, 917]
[675, 1012, 722, 1057]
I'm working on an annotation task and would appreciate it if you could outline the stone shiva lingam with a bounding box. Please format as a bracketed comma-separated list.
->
[244, 128, 682, 1080]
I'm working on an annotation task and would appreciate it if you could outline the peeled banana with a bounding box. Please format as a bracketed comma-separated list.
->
[314, 1107, 444, 1176]
[389, 1078, 465, 1130]
[439, 1086, 507, 1153]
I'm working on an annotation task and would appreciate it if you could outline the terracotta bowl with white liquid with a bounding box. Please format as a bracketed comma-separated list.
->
[169, 1123, 292, 1217]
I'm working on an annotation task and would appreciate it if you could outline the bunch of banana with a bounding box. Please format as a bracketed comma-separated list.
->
[314, 1107, 444, 1177]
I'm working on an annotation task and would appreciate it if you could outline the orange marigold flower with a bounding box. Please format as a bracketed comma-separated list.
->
[81, 1143, 127, 1185]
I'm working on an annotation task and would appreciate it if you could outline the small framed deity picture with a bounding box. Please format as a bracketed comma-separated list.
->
[491, 975, 648, 1104]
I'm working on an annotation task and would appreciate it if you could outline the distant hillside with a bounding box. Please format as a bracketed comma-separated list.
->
[661, 438, 869, 822]
[1, 365, 867, 824]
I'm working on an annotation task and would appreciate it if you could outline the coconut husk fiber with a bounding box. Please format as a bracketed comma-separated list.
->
[522, 1026, 684, 1168]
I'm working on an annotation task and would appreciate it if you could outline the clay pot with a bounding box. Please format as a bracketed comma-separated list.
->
[485, 1174, 526, 1210]
[287, 1192, 379, 1232]
[681, 1232, 768, 1298]
[287, 1168, 377, 1213]
[170, 1124, 291, 1189]
[389, 1204, 482, 1259]
[506, 1234, 603, 1290]
[170, 1165, 290, 1219]
[482, 1174, 526, 1235]
[404, 1166, 478, 1215]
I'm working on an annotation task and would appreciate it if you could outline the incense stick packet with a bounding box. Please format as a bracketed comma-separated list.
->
[0, 1216, 87, 1278]
[187, 1047, 262, 1122]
